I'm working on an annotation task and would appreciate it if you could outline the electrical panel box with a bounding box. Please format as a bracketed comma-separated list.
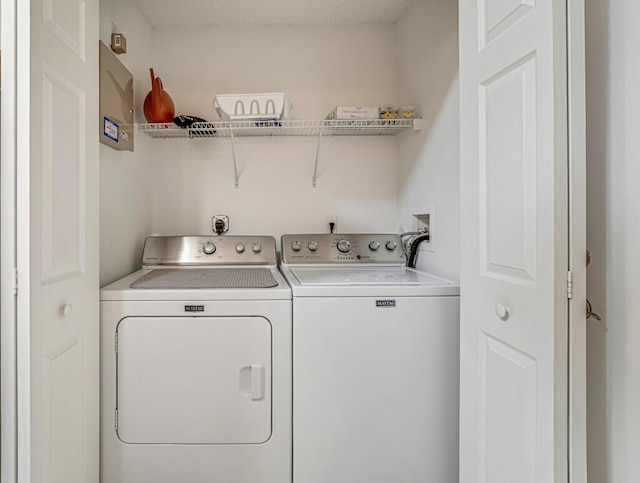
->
[99, 41, 134, 151]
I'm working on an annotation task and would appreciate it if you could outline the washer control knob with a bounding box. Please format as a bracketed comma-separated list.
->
[308, 241, 319, 252]
[252, 243, 262, 253]
[291, 241, 302, 252]
[337, 239, 351, 253]
[385, 241, 397, 251]
[369, 241, 380, 251]
[235, 242, 245, 253]
[203, 241, 216, 255]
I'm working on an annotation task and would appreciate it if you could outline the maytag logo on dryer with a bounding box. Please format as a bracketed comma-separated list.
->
[185, 305, 205, 312]
[376, 300, 396, 308]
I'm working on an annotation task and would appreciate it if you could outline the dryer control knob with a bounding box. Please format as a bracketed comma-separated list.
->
[337, 239, 351, 253]
[308, 241, 319, 252]
[385, 241, 397, 251]
[252, 243, 262, 253]
[203, 241, 216, 255]
[235, 242, 245, 253]
[291, 241, 302, 252]
[369, 241, 380, 251]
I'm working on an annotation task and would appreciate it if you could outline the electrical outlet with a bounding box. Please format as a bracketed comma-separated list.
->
[325, 215, 338, 233]
[212, 215, 229, 235]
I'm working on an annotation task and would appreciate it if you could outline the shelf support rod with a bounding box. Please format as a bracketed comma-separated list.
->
[229, 125, 240, 188]
[312, 124, 324, 188]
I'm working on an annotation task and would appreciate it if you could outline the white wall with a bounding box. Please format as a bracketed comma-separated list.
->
[149, 24, 398, 121]
[585, 0, 608, 480]
[97, 3, 461, 276]
[147, 24, 401, 239]
[586, 0, 640, 481]
[605, 0, 640, 480]
[99, 0, 154, 285]
[396, 0, 459, 281]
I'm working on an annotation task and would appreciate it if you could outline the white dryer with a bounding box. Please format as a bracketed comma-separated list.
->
[280, 233, 460, 483]
[100, 236, 291, 483]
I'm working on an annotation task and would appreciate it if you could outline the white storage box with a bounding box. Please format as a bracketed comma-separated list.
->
[326, 106, 379, 120]
[214, 93, 292, 121]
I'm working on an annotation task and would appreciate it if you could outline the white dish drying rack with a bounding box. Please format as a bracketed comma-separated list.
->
[214, 93, 292, 121]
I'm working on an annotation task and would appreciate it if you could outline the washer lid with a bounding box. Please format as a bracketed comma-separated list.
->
[290, 267, 448, 286]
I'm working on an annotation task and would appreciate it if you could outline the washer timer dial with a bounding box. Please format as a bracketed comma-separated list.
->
[337, 239, 351, 253]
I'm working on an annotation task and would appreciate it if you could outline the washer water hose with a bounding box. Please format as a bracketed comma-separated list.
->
[402, 229, 430, 269]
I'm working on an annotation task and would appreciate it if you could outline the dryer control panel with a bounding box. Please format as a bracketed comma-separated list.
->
[281, 234, 406, 264]
[141, 236, 277, 267]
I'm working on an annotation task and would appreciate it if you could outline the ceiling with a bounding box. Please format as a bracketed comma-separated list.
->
[133, 0, 413, 29]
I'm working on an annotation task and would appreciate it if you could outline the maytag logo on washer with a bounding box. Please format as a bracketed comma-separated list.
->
[185, 305, 205, 312]
[376, 300, 396, 308]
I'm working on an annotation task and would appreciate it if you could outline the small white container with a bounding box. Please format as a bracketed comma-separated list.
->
[326, 106, 379, 120]
[213, 93, 292, 121]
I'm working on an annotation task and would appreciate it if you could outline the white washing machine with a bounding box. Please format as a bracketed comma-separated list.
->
[280, 233, 460, 483]
[100, 236, 291, 483]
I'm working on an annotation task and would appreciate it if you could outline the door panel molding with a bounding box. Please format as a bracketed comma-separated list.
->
[42, 0, 87, 62]
[479, 52, 538, 288]
[42, 338, 84, 483]
[479, 0, 536, 50]
[40, 63, 87, 285]
[479, 332, 537, 483]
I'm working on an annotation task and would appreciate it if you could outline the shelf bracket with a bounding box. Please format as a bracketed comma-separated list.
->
[229, 125, 240, 188]
[312, 124, 324, 188]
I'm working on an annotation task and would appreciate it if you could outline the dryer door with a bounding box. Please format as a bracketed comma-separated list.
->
[116, 316, 271, 444]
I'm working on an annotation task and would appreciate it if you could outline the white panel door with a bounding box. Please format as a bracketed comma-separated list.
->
[459, 0, 583, 482]
[16, 0, 99, 481]
[116, 317, 272, 444]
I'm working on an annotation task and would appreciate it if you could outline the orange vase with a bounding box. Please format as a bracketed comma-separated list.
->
[143, 68, 175, 123]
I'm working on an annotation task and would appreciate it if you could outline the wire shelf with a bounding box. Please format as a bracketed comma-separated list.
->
[136, 119, 418, 139]
[135, 118, 422, 188]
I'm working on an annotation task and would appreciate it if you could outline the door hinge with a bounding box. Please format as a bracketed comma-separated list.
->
[567, 270, 574, 300]
[13, 268, 18, 295]
[115, 408, 118, 431]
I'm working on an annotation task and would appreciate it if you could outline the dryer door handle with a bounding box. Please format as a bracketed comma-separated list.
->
[251, 364, 265, 401]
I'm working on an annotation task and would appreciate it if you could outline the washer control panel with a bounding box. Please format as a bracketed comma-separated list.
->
[141, 236, 277, 267]
[281, 234, 406, 264]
